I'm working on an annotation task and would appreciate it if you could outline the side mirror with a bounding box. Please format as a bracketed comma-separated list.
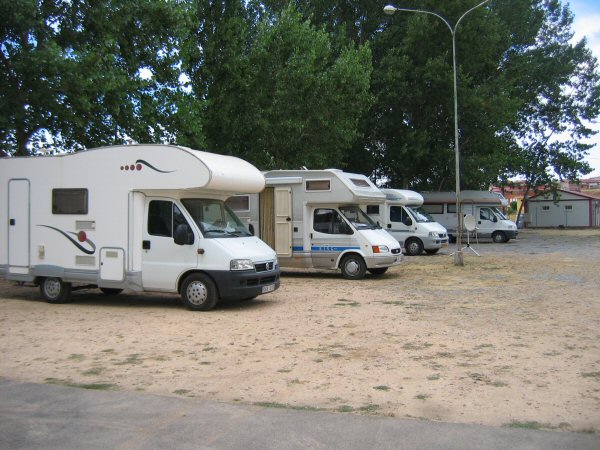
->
[403, 218, 413, 226]
[493, 216, 498, 223]
[249, 223, 255, 236]
[174, 224, 194, 245]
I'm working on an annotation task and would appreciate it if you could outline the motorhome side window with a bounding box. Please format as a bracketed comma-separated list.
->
[447, 204, 457, 213]
[306, 179, 331, 191]
[350, 178, 370, 188]
[225, 195, 250, 212]
[313, 208, 351, 234]
[366, 205, 379, 215]
[148, 200, 173, 237]
[52, 189, 88, 214]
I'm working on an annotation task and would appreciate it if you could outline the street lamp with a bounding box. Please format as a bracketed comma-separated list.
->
[384, 1, 490, 266]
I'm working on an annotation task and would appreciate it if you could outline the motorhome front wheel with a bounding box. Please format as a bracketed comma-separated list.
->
[39, 277, 72, 304]
[180, 274, 219, 311]
[340, 255, 367, 280]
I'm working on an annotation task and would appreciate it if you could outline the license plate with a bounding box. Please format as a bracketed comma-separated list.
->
[262, 284, 275, 294]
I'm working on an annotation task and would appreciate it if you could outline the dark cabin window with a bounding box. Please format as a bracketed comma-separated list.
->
[52, 189, 88, 214]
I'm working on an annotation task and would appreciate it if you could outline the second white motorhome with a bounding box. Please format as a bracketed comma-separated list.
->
[0, 145, 280, 310]
[228, 169, 403, 279]
[364, 189, 449, 256]
[421, 190, 518, 243]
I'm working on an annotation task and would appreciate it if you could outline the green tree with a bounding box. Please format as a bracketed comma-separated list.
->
[0, 0, 184, 156]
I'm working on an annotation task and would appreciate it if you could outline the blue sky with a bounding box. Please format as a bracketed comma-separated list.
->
[570, 0, 600, 177]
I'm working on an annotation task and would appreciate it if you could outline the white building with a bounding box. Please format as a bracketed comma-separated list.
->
[525, 189, 600, 228]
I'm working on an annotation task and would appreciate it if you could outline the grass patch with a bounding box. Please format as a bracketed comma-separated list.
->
[582, 371, 600, 381]
[81, 367, 105, 376]
[114, 354, 143, 365]
[45, 378, 117, 391]
[358, 404, 380, 413]
[415, 394, 430, 400]
[254, 402, 322, 411]
[337, 405, 355, 413]
[334, 299, 361, 307]
[505, 421, 545, 430]
[373, 385, 390, 391]
[173, 389, 192, 395]
[379, 300, 405, 306]
[427, 374, 440, 381]
[68, 354, 85, 362]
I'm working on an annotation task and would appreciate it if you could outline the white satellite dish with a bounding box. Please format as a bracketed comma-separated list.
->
[461, 214, 480, 256]
[464, 214, 477, 231]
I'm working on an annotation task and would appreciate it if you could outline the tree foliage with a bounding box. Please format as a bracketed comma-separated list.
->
[1, 0, 184, 156]
[1, 0, 598, 190]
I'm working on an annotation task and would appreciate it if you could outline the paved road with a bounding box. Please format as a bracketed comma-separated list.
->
[1, 379, 598, 450]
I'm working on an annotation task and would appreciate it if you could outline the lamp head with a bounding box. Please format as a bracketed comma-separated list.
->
[383, 5, 397, 15]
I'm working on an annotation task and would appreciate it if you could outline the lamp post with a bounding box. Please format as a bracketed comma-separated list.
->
[384, 1, 489, 266]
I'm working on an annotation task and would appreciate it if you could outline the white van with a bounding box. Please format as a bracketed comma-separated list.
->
[228, 169, 403, 279]
[0, 145, 280, 310]
[364, 189, 449, 255]
[421, 190, 518, 243]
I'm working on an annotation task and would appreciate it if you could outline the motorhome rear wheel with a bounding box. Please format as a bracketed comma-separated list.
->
[180, 273, 219, 311]
[39, 277, 72, 304]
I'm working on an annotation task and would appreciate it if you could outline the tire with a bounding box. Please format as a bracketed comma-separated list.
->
[340, 254, 367, 280]
[404, 238, 424, 256]
[425, 249, 440, 255]
[39, 277, 72, 304]
[100, 288, 123, 296]
[180, 273, 219, 311]
[368, 268, 388, 276]
[492, 231, 507, 243]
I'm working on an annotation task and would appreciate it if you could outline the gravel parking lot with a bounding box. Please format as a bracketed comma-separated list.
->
[1, 228, 599, 432]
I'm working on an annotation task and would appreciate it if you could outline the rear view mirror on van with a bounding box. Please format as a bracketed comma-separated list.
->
[174, 224, 194, 245]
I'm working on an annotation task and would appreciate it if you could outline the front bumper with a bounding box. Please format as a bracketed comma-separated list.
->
[364, 252, 403, 269]
[209, 267, 281, 300]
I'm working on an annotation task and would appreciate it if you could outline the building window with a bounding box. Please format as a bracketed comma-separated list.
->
[306, 179, 331, 191]
[565, 205, 573, 211]
[52, 189, 88, 214]
[542, 205, 550, 211]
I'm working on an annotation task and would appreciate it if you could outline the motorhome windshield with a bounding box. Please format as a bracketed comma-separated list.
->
[339, 205, 380, 230]
[181, 199, 252, 238]
[406, 206, 435, 223]
[492, 207, 507, 220]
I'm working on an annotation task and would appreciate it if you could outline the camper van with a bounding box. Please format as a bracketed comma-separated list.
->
[421, 190, 518, 243]
[364, 189, 449, 256]
[0, 145, 280, 310]
[228, 169, 403, 279]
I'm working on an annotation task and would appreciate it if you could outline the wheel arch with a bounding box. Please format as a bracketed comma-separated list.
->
[177, 269, 220, 296]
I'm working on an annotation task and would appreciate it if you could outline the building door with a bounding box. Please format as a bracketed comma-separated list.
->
[259, 188, 275, 249]
[8, 179, 30, 274]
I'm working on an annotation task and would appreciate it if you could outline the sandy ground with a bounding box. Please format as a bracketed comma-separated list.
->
[1, 229, 599, 433]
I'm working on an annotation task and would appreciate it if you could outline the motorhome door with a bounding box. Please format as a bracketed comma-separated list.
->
[310, 207, 354, 269]
[8, 179, 30, 274]
[388, 205, 413, 242]
[476, 207, 497, 237]
[141, 199, 198, 291]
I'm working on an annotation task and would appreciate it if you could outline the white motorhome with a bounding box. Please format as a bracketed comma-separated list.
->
[421, 190, 518, 243]
[364, 189, 449, 256]
[227, 169, 403, 279]
[0, 145, 280, 310]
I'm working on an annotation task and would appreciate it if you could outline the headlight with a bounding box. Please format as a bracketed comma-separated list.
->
[428, 231, 440, 237]
[372, 245, 389, 253]
[230, 259, 254, 271]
